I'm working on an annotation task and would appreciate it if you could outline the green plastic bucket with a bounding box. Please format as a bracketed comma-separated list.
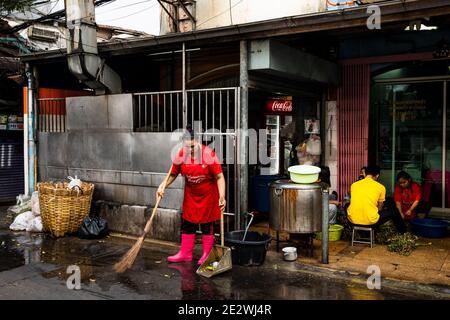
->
[315, 224, 344, 241]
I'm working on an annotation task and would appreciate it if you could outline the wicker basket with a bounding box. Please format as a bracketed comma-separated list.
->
[38, 182, 94, 237]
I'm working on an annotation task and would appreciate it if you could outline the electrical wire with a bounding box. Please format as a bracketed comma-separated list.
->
[95, 0, 117, 7]
[15, 0, 157, 52]
[96, 0, 156, 17]
[3, 0, 127, 34]
[101, 2, 158, 22]
[30, 0, 59, 17]
[229, 0, 233, 25]
[196, 0, 243, 28]
[47, 0, 60, 15]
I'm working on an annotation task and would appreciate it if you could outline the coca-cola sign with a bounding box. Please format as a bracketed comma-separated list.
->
[266, 99, 293, 113]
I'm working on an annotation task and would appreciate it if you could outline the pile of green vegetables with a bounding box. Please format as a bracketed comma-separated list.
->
[376, 222, 426, 256]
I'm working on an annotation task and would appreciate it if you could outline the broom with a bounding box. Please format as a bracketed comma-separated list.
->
[114, 165, 173, 273]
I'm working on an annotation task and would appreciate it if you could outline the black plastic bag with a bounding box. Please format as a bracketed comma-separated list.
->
[78, 216, 109, 239]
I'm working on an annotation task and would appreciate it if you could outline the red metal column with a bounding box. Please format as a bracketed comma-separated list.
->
[337, 64, 370, 198]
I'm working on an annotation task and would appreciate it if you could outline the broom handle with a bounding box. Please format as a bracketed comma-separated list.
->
[143, 165, 173, 235]
[220, 210, 224, 247]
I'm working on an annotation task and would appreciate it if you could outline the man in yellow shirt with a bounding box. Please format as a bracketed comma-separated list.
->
[348, 165, 406, 233]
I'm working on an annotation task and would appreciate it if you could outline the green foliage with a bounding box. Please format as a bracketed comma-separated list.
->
[0, 0, 35, 16]
[337, 211, 353, 240]
[387, 233, 419, 256]
[377, 221, 422, 256]
[375, 221, 397, 245]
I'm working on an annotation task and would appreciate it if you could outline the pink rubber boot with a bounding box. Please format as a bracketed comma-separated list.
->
[197, 235, 215, 265]
[167, 234, 195, 263]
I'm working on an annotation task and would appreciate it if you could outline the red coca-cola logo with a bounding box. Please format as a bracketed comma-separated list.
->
[266, 99, 293, 113]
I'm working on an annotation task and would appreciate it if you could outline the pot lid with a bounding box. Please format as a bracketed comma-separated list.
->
[269, 179, 322, 189]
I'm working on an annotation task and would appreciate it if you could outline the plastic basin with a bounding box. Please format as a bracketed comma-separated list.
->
[410, 218, 448, 238]
[315, 224, 344, 241]
[224, 231, 272, 266]
[288, 165, 321, 184]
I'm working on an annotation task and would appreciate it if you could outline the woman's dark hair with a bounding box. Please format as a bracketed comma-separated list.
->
[182, 125, 195, 141]
[365, 165, 380, 176]
[319, 166, 331, 187]
[396, 170, 411, 181]
[357, 166, 367, 180]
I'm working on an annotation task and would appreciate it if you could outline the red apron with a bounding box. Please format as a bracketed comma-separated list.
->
[172, 145, 223, 224]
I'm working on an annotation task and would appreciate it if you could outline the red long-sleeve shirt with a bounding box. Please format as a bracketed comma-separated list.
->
[394, 182, 422, 220]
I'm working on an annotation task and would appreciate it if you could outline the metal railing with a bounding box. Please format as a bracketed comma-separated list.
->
[132, 87, 240, 230]
[133, 90, 183, 132]
[37, 98, 66, 132]
[187, 88, 238, 132]
[133, 87, 238, 132]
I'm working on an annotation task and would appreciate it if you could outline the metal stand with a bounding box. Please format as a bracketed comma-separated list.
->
[322, 190, 329, 264]
[276, 231, 279, 252]
[278, 233, 314, 258]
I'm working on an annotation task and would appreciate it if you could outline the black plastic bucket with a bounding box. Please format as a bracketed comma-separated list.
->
[224, 231, 272, 266]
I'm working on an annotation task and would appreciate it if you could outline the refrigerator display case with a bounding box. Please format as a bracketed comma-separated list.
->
[260, 114, 293, 175]
[262, 115, 280, 175]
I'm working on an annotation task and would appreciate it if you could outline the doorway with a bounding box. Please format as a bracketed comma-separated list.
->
[371, 79, 450, 213]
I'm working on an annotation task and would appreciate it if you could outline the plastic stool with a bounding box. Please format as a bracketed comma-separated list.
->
[351, 225, 375, 248]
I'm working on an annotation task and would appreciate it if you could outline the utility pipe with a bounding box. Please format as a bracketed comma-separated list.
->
[23, 87, 29, 196]
[239, 40, 249, 230]
[182, 42, 187, 128]
[25, 63, 36, 195]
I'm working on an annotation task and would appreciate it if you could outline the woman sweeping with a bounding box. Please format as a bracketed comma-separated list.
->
[157, 127, 226, 265]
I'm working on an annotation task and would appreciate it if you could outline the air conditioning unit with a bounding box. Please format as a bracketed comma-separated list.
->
[28, 26, 59, 42]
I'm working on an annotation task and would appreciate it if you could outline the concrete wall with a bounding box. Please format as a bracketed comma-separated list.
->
[37, 94, 184, 241]
[324, 101, 338, 192]
[161, 0, 327, 34]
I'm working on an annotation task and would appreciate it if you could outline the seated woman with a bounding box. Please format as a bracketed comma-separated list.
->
[394, 171, 430, 221]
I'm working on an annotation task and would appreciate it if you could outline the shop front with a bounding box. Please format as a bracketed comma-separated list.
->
[248, 91, 327, 214]
[370, 59, 450, 217]
[245, 39, 339, 215]
[336, 21, 450, 223]
[0, 83, 24, 203]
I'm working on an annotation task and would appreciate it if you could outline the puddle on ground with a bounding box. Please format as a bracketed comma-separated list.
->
[0, 230, 441, 300]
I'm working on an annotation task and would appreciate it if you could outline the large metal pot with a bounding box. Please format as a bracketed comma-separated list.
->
[269, 180, 322, 233]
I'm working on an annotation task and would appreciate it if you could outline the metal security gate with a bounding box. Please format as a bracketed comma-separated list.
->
[0, 142, 24, 201]
[337, 64, 370, 199]
[37, 98, 66, 132]
[187, 88, 240, 230]
[133, 87, 240, 230]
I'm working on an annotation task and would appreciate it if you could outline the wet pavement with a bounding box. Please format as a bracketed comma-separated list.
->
[0, 229, 446, 300]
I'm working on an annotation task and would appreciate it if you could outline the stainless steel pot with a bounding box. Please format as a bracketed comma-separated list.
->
[282, 247, 297, 261]
[269, 180, 322, 233]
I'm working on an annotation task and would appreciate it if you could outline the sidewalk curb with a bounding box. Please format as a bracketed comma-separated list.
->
[285, 262, 450, 299]
[110, 233, 450, 299]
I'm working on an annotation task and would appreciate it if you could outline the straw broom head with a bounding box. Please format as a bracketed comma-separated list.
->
[113, 200, 159, 273]
[113, 236, 145, 273]
[113, 165, 172, 273]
